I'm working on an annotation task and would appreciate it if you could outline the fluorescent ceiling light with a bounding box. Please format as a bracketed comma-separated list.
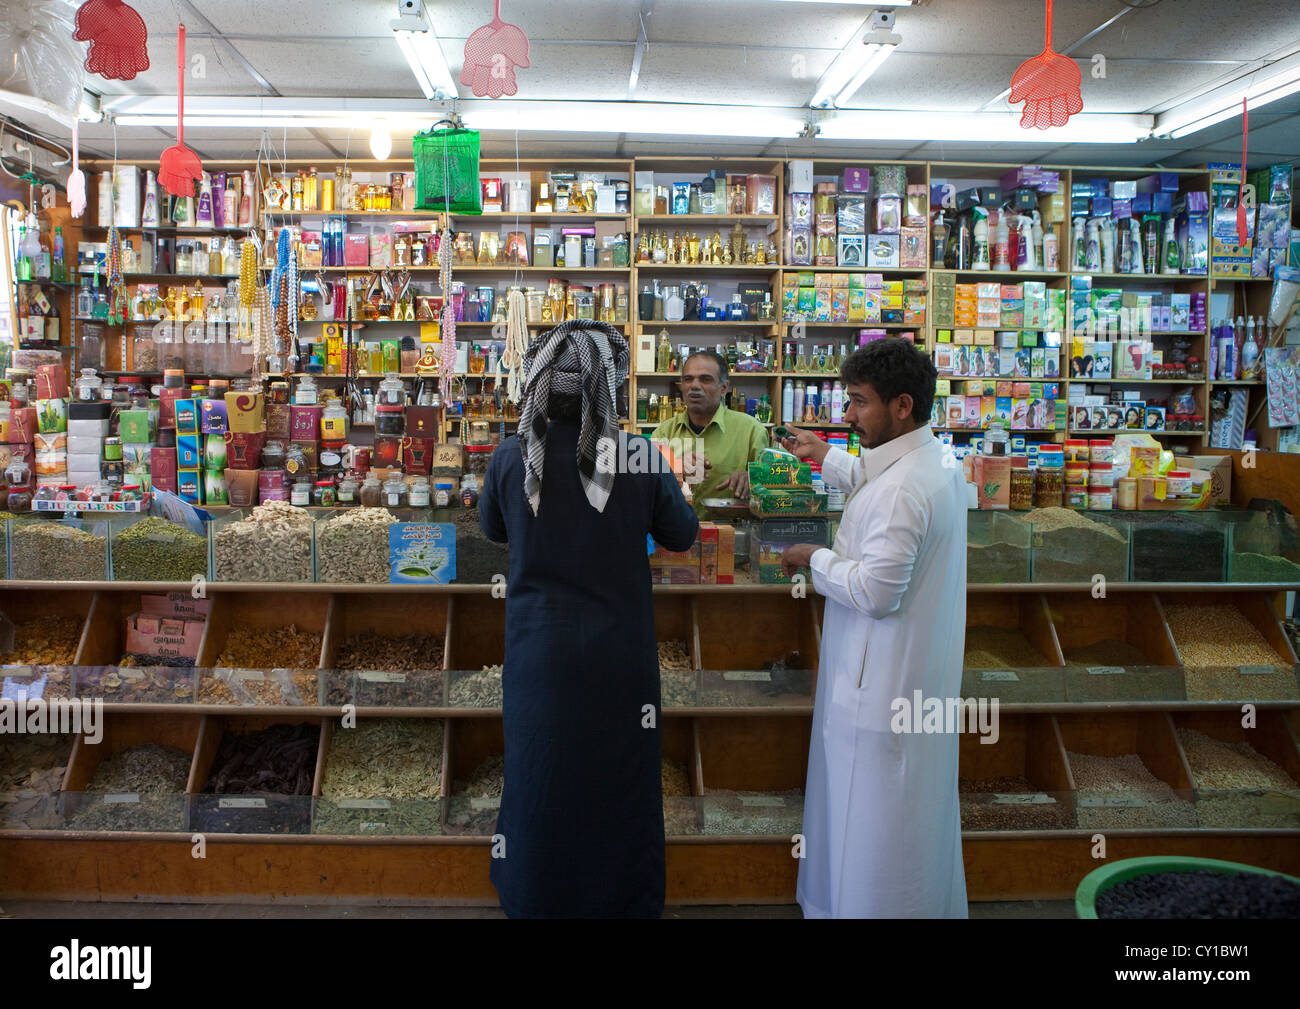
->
[1154, 51, 1300, 138]
[0, 91, 103, 126]
[758, 1, 914, 5]
[818, 110, 1154, 143]
[810, 29, 901, 108]
[391, 11, 457, 100]
[463, 101, 807, 138]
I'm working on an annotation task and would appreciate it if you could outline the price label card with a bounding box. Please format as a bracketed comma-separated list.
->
[360, 822, 387, 831]
[981, 670, 1019, 682]
[993, 793, 1056, 805]
[1240, 665, 1278, 676]
[117, 669, 146, 680]
[103, 793, 141, 804]
[234, 669, 265, 682]
[1079, 796, 1147, 807]
[1087, 666, 1126, 676]
[470, 797, 500, 810]
[218, 797, 267, 809]
[360, 672, 407, 683]
[723, 670, 772, 682]
[338, 798, 392, 810]
[740, 795, 786, 807]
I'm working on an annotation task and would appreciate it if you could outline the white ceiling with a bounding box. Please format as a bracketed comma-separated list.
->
[5, 0, 1300, 168]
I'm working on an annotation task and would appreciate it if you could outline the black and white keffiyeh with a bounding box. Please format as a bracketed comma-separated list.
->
[518, 320, 629, 515]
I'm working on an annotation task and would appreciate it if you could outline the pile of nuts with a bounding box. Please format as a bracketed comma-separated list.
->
[959, 775, 1073, 830]
[316, 508, 398, 584]
[659, 640, 696, 706]
[1179, 727, 1299, 828]
[216, 625, 323, 668]
[1164, 603, 1297, 701]
[213, 501, 314, 582]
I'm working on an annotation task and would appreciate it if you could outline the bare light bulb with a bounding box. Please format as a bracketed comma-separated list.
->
[370, 122, 393, 160]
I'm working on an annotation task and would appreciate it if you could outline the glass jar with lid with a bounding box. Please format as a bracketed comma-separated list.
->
[375, 405, 405, 436]
[295, 375, 318, 405]
[320, 398, 348, 441]
[75, 368, 103, 403]
[359, 474, 383, 507]
[6, 460, 31, 512]
[382, 475, 408, 508]
[337, 473, 359, 505]
[260, 440, 286, 470]
[290, 479, 311, 507]
[982, 421, 1009, 456]
[408, 476, 431, 507]
[312, 480, 337, 507]
[132, 331, 160, 373]
[79, 325, 106, 371]
[284, 442, 309, 480]
[378, 372, 405, 406]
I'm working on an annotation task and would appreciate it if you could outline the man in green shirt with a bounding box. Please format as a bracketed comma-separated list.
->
[650, 350, 771, 512]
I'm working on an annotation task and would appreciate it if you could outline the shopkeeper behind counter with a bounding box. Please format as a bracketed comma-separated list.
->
[649, 350, 770, 512]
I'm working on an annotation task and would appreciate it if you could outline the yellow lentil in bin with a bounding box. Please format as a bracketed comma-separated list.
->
[1164, 603, 1299, 701]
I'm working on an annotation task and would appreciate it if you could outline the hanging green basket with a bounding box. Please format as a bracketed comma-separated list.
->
[413, 120, 482, 215]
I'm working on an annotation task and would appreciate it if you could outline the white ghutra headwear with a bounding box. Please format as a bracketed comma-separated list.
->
[517, 320, 629, 515]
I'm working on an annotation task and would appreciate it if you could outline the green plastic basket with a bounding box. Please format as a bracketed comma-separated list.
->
[1075, 855, 1300, 919]
[413, 120, 482, 215]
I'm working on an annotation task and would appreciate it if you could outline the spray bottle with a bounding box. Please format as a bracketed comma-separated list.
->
[992, 209, 1010, 271]
[1142, 216, 1160, 274]
[1030, 211, 1043, 269]
[1128, 218, 1144, 275]
[1016, 214, 1036, 270]
[1042, 222, 1059, 272]
[1084, 219, 1101, 272]
[1099, 218, 1115, 274]
[1161, 217, 1180, 275]
[1072, 217, 1087, 270]
[972, 207, 990, 270]
[141, 170, 160, 228]
[1241, 315, 1259, 378]
[932, 212, 949, 267]
[956, 214, 971, 270]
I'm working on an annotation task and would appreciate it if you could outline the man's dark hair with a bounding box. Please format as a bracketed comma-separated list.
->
[840, 338, 937, 424]
[683, 350, 728, 386]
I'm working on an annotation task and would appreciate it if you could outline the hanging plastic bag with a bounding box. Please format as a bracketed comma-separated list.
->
[412, 120, 482, 215]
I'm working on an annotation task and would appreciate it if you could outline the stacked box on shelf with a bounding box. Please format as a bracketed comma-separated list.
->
[34, 365, 69, 487]
[649, 522, 736, 585]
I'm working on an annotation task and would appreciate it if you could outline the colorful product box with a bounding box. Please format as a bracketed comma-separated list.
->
[200, 398, 229, 434]
[35, 364, 68, 400]
[289, 405, 324, 442]
[176, 434, 201, 469]
[173, 399, 200, 434]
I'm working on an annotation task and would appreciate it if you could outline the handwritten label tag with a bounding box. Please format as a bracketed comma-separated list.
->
[360, 672, 407, 683]
[218, 797, 267, 809]
[723, 670, 772, 682]
[1087, 666, 1126, 676]
[234, 669, 265, 682]
[1239, 665, 1277, 676]
[338, 798, 392, 810]
[740, 795, 786, 808]
[360, 821, 387, 831]
[1079, 796, 1147, 808]
[981, 669, 1019, 682]
[993, 793, 1056, 805]
[103, 793, 141, 804]
[470, 797, 500, 810]
[118, 669, 146, 680]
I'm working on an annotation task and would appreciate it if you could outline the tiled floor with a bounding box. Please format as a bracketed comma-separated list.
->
[1, 900, 1075, 919]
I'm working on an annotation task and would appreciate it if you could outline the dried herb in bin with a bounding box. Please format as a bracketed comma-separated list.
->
[111, 517, 209, 582]
[77, 665, 195, 703]
[1, 616, 83, 665]
[0, 734, 72, 829]
[448, 664, 502, 707]
[453, 508, 509, 584]
[191, 723, 317, 834]
[326, 633, 445, 706]
[314, 719, 445, 836]
[65, 743, 191, 831]
[446, 754, 505, 835]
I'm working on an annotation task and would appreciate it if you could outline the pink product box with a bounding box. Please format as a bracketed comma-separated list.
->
[344, 234, 369, 266]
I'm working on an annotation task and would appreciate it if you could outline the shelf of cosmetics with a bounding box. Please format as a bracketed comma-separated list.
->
[283, 219, 633, 271]
[921, 166, 1292, 279]
[265, 165, 636, 217]
[74, 233, 242, 282]
[299, 275, 632, 328]
[637, 280, 776, 323]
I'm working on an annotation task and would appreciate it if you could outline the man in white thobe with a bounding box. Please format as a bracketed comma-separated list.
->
[781, 338, 967, 918]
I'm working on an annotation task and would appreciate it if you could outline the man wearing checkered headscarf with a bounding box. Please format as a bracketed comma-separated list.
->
[477, 319, 698, 919]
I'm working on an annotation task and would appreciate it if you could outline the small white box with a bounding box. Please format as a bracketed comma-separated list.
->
[867, 234, 900, 268]
[68, 419, 111, 438]
[67, 435, 104, 455]
[787, 159, 814, 194]
[67, 452, 102, 472]
[113, 165, 140, 228]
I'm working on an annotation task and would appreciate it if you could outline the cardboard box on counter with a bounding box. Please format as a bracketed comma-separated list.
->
[224, 431, 266, 470]
[125, 612, 204, 662]
[1175, 454, 1232, 506]
[200, 398, 229, 434]
[402, 436, 436, 475]
[150, 447, 178, 493]
[290, 405, 323, 441]
[35, 363, 67, 400]
[265, 402, 291, 440]
[10, 407, 37, 444]
[35, 398, 67, 434]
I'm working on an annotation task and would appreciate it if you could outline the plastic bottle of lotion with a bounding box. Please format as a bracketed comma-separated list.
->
[992, 210, 1010, 271]
[1042, 223, 1058, 272]
[1162, 218, 1180, 274]
[1072, 217, 1087, 270]
[972, 208, 990, 271]
[1085, 219, 1101, 272]
[831, 381, 844, 423]
[1099, 218, 1115, 274]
